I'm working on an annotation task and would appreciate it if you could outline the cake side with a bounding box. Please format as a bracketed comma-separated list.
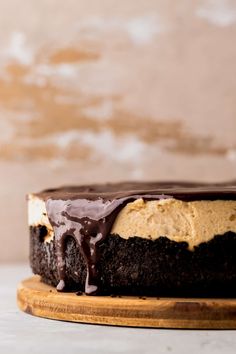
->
[28, 182, 236, 296]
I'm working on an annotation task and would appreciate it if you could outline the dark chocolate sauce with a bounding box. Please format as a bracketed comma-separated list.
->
[42, 181, 236, 295]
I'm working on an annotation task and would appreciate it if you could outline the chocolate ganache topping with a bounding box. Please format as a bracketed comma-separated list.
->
[38, 181, 236, 295]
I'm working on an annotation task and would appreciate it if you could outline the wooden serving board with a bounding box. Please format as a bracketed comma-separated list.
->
[17, 276, 236, 329]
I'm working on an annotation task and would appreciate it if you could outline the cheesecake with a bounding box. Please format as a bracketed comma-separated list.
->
[28, 182, 236, 296]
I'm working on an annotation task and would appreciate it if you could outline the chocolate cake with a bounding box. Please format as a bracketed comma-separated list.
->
[28, 182, 236, 297]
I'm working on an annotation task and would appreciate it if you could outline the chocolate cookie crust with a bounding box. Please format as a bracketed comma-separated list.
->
[30, 226, 236, 297]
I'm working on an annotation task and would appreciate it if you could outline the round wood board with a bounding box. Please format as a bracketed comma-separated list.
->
[17, 276, 236, 329]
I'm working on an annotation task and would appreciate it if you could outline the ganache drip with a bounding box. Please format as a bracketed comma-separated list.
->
[44, 181, 236, 295]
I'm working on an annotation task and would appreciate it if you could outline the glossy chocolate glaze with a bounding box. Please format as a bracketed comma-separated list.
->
[39, 181, 236, 295]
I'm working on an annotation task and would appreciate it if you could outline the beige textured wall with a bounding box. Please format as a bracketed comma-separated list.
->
[1, 0, 236, 262]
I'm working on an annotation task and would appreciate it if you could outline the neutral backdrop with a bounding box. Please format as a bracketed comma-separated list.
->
[1, 0, 236, 262]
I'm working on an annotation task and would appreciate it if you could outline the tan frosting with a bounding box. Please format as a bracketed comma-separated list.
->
[112, 198, 236, 249]
[28, 195, 236, 249]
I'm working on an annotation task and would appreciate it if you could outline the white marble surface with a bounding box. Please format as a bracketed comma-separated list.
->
[1, 264, 236, 354]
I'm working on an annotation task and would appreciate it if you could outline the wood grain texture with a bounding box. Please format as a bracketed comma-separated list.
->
[17, 276, 236, 329]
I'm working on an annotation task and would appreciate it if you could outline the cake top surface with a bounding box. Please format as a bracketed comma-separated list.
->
[34, 181, 236, 201]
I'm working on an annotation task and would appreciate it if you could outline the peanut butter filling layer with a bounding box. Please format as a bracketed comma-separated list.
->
[111, 198, 236, 249]
[28, 195, 236, 249]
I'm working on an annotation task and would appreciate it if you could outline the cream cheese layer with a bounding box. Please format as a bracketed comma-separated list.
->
[28, 195, 236, 249]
